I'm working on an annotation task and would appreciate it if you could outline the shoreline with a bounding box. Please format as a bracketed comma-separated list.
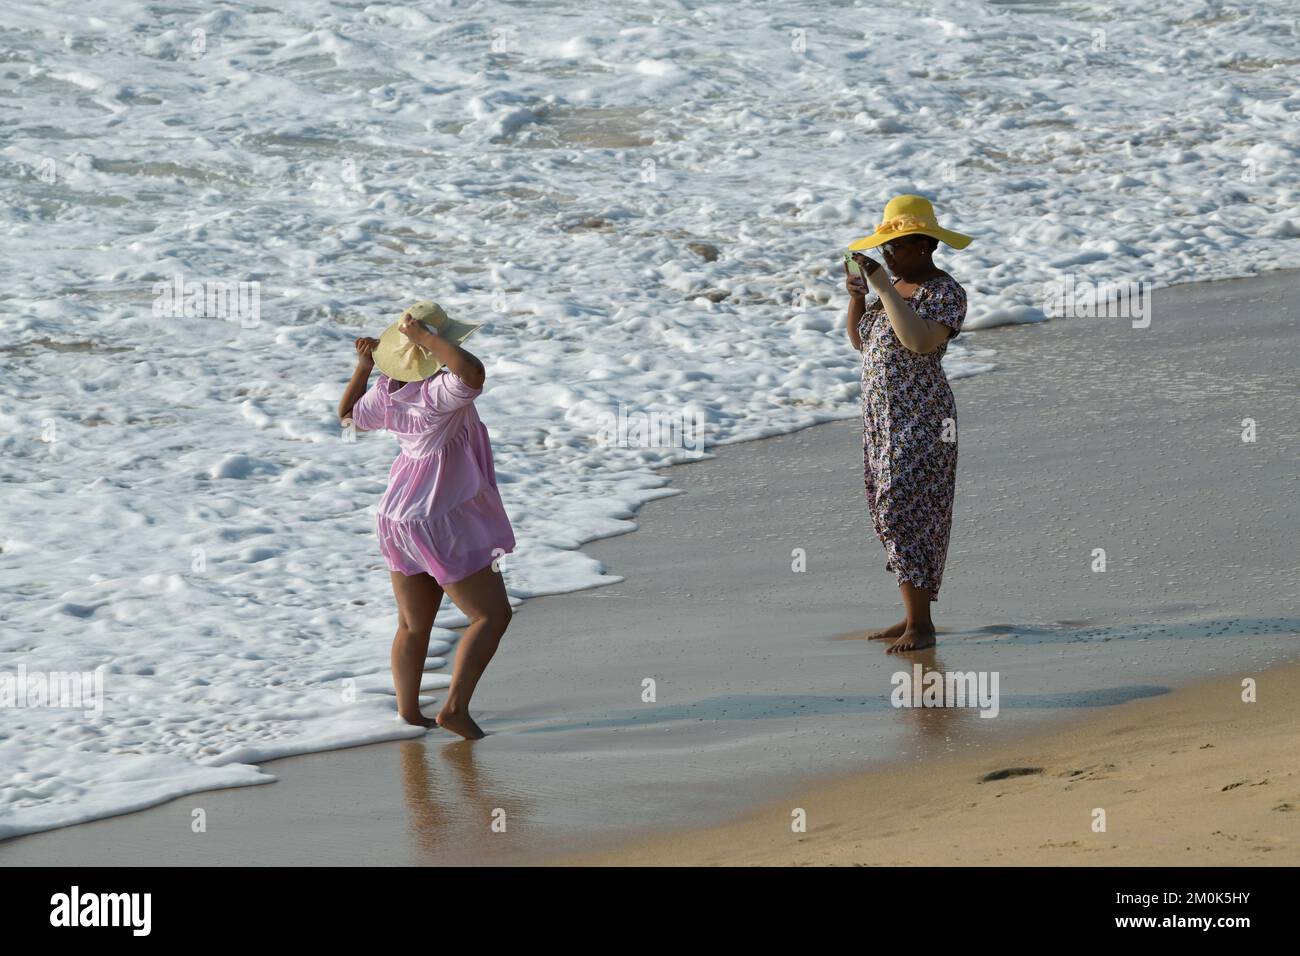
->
[1, 267, 1297, 864]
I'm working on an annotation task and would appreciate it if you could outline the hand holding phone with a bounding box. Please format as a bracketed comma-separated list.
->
[844, 251, 874, 297]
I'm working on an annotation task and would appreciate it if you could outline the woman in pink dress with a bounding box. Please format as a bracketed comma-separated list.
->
[338, 306, 516, 739]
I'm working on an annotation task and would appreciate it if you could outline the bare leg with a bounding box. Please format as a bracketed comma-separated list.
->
[436, 564, 513, 740]
[389, 570, 445, 727]
[887, 581, 938, 654]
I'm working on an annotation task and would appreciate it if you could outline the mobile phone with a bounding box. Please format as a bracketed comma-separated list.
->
[843, 251, 864, 277]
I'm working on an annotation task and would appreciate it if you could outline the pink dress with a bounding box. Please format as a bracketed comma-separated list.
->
[350, 370, 516, 584]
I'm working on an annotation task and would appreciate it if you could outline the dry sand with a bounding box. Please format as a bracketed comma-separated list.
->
[567, 661, 1300, 866]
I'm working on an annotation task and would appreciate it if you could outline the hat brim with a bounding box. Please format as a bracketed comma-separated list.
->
[372, 318, 482, 382]
[848, 226, 973, 251]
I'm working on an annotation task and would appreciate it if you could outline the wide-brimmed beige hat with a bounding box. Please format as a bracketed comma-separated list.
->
[372, 301, 482, 382]
[847, 194, 973, 251]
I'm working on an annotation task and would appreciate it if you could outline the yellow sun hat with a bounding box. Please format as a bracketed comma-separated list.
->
[847, 194, 973, 251]
[371, 300, 483, 382]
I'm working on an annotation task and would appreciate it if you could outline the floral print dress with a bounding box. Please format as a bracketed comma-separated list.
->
[858, 273, 968, 601]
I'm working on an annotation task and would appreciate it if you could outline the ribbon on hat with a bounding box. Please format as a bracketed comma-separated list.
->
[874, 214, 929, 235]
[393, 321, 436, 371]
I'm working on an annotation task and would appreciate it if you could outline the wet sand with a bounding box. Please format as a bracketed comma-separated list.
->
[1, 269, 1296, 865]
[568, 660, 1300, 865]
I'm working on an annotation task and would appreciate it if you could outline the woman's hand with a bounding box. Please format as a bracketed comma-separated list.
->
[854, 252, 885, 289]
[354, 336, 379, 370]
[398, 312, 438, 348]
[844, 259, 870, 299]
[845, 253, 882, 298]
[341, 337, 379, 423]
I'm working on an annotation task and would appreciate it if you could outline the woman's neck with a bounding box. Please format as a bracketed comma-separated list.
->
[895, 266, 943, 286]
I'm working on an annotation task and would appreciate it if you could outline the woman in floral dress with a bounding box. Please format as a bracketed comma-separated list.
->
[844, 195, 972, 654]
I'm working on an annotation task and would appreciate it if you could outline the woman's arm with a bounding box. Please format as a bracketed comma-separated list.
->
[863, 264, 951, 354]
[845, 260, 867, 350]
[338, 337, 378, 424]
[399, 314, 486, 389]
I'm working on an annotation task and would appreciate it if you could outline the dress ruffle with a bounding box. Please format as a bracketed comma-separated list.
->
[377, 484, 515, 584]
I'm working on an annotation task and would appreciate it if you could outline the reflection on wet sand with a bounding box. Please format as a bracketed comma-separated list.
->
[886, 649, 973, 744]
[398, 739, 534, 863]
[832, 631, 987, 745]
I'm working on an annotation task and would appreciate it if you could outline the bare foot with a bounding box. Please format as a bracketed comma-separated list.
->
[436, 707, 486, 740]
[399, 709, 437, 729]
[864, 619, 908, 641]
[886, 625, 936, 654]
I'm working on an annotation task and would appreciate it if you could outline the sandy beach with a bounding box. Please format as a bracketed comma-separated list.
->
[1, 268, 1295, 865]
[568, 660, 1300, 866]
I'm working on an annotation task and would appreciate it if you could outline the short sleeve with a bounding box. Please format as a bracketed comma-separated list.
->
[915, 279, 967, 339]
[420, 369, 481, 414]
[348, 376, 389, 431]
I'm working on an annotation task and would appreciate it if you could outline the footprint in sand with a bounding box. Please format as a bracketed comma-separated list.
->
[979, 767, 1043, 782]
